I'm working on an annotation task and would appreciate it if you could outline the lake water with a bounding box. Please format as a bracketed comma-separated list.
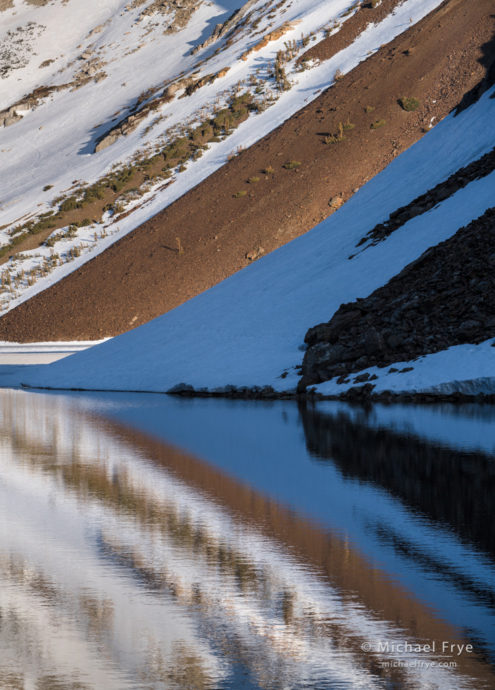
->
[0, 389, 494, 689]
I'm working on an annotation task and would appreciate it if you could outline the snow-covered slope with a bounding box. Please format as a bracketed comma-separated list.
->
[0, 0, 445, 313]
[21, 85, 495, 395]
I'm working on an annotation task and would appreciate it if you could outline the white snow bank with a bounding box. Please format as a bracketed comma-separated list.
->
[19, 87, 495, 393]
[315, 339, 495, 398]
[0, 340, 103, 365]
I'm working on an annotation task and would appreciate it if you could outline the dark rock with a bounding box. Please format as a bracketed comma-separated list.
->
[354, 355, 369, 369]
[458, 319, 481, 336]
[167, 382, 195, 395]
[363, 327, 385, 355]
[354, 372, 371, 383]
[387, 333, 404, 349]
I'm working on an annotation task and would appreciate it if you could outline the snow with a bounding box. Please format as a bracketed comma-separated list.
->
[315, 339, 495, 397]
[0, 0, 446, 313]
[19, 86, 495, 395]
[0, 340, 105, 364]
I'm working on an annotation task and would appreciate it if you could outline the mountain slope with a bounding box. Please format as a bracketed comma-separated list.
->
[21, 84, 495, 395]
[1, 0, 490, 339]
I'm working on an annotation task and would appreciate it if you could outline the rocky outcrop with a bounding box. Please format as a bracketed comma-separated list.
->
[94, 69, 229, 152]
[356, 147, 495, 249]
[191, 0, 260, 55]
[302, 206, 495, 387]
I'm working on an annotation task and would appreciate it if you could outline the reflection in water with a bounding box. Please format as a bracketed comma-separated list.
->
[301, 403, 495, 558]
[0, 390, 494, 688]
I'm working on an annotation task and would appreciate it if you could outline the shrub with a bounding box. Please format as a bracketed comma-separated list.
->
[213, 109, 234, 133]
[283, 160, 301, 169]
[43, 184, 53, 192]
[399, 96, 420, 112]
[343, 118, 355, 130]
[233, 190, 247, 198]
[364, 105, 375, 113]
[248, 176, 260, 183]
[59, 196, 81, 213]
[191, 122, 213, 142]
[107, 167, 134, 193]
[263, 166, 275, 175]
[370, 119, 386, 129]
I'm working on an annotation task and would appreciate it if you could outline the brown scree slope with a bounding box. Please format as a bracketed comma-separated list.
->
[0, 0, 494, 341]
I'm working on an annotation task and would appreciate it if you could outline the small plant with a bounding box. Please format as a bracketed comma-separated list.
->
[227, 145, 244, 161]
[324, 122, 345, 144]
[248, 176, 260, 184]
[370, 119, 386, 129]
[233, 190, 247, 198]
[263, 166, 275, 175]
[283, 160, 301, 169]
[399, 96, 420, 112]
[364, 105, 375, 113]
[176, 236, 184, 254]
[343, 118, 355, 130]
[43, 184, 53, 192]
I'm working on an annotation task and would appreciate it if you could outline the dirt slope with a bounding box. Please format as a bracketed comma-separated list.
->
[1, 0, 494, 341]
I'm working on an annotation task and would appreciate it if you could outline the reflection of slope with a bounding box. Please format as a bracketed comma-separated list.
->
[1, 390, 494, 687]
[0, 556, 125, 690]
[0, 465, 224, 689]
[301, 403, 495, 569]
[0, 409, 390, 689]
[315, 400, 495, 456]
[89, 389, 495, 637]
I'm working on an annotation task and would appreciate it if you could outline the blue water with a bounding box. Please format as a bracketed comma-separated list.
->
[0, 389, 494, 688]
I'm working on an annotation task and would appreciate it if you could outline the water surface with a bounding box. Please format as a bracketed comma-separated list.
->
[0, 390, 494, 689]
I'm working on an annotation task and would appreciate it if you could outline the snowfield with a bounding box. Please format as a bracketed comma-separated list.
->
[0, 0, 446, 314]
[19, 85, 495, 396]
[315, 339, 495, 398]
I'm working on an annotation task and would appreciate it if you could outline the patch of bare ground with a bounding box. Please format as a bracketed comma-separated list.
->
[0, 0, 493, 341]
[301, 207, 495, 389]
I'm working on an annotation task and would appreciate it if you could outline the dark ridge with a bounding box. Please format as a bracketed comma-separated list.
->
[355, 147, 495, 249]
